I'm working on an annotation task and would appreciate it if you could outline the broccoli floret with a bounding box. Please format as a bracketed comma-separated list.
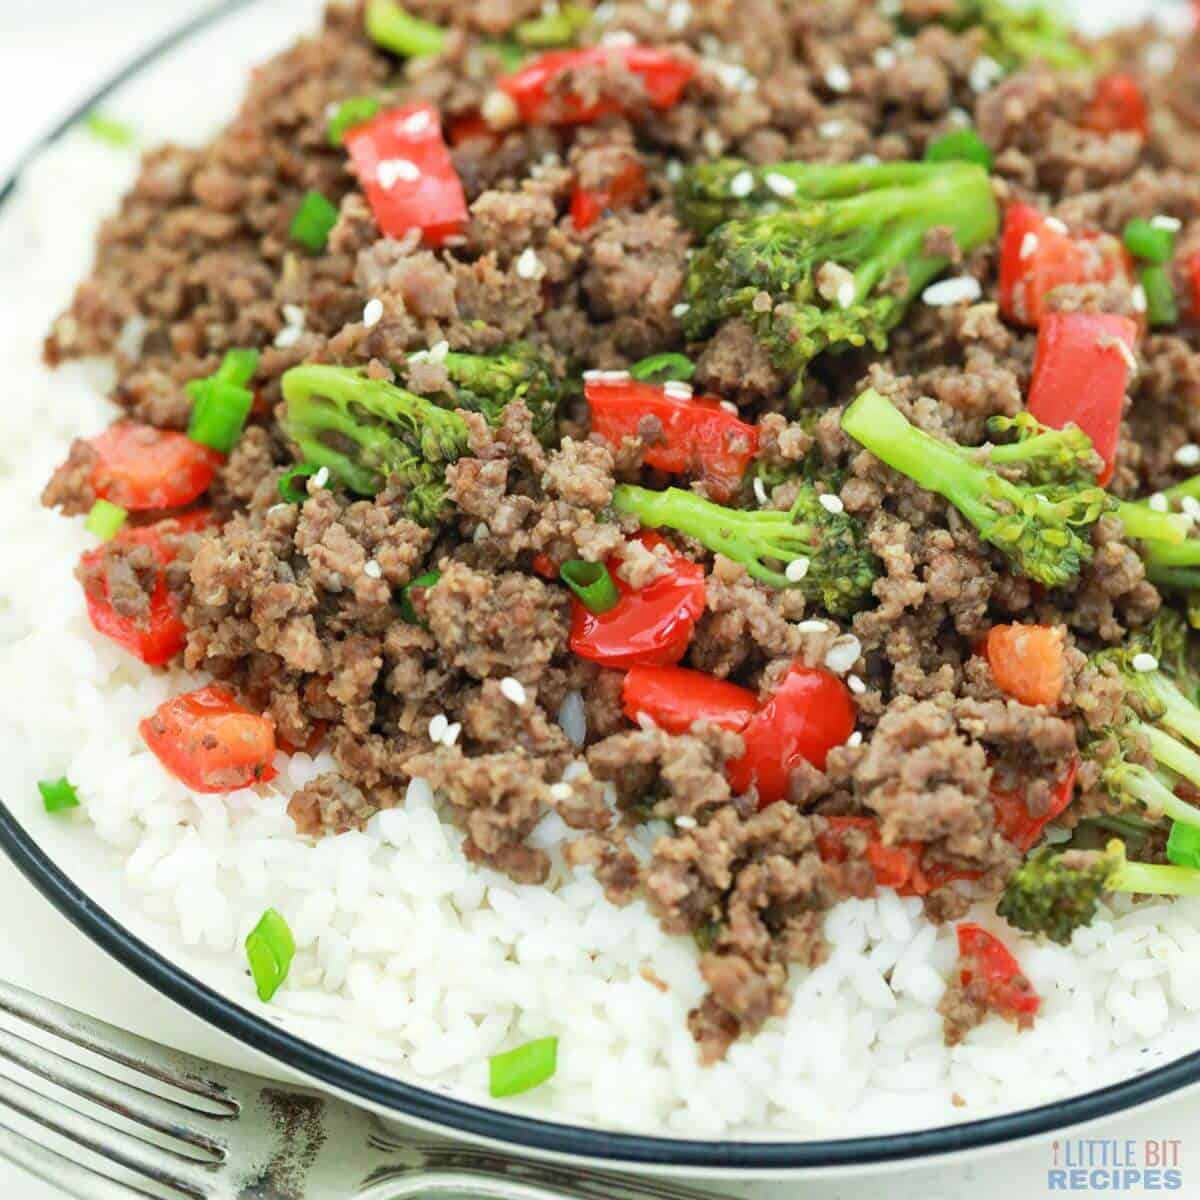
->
[280, 364, 470, 524]
[999, 841, 1200, 945]
[948, 0, 1090, 73]
[678, 162, 998, 384]
[408, 343, 564, 445]
[610, 483, 879, 617]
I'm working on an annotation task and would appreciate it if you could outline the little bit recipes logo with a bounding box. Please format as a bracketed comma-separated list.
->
[1048, 1138, 1184, 1192]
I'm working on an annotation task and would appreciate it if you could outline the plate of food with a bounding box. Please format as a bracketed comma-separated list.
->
[2, 0, 1200, 1175]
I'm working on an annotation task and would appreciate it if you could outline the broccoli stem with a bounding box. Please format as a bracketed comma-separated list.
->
[1109, 760, 1200, 832]
[1116, 502, 1190, 545]
[1112, 858, 1200, 897]
[1141, 672, 1200, 750]
[364, 0, 447, 57]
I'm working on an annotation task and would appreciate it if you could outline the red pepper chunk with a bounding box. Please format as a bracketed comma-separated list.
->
[569, 534, 706, 669]
[1082, 73, 1149, 140]
[571, 159, 647, 231]
[345, 104, 467, 247]
[991, 755, 1079, 853]
[1188, 254, 1200, 323]
[956, 923, 1041, 1020]
[586, 377, 759, 501]
[90, 423, 222, 511]
[727, 666, 857, 809]
[998, 204, 1131, 328]
[817, 816, 930, 895]
[140, 686, 277, 795]
[621, 665, 758, 735]
[499, 46, 696, 126]
[80, 510, 213, 666]
[1028, 313, 1138, 487]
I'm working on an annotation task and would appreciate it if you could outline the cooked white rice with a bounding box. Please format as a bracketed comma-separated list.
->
[2, 4, 1200, 1140]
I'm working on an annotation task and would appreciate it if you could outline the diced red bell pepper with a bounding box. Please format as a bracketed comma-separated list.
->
[998, 204, 1131, 328]
[140, 685, 277, 795]
[532, 553, 559, 580]
[569, 533, 706, 669]
[991, 755, 1079, 853]
[1027, 312, 1138, 487]
[1188, 254, 1200, 322]
[817, 816, 929, 895]
[727, 665, 857, 808]
[586, 377, 759, 501]
[498, 46, 696, 126]
[345, 104, 468, 247]
[571, 159, 647, 231]
[446, 110, 494, 146]
[956, 923, 1041, 1019]
[79, 510, 213, 666]
[1082, 73, 1149, 140]
[621, 664, 758, 735]
[983, 623, 1068, 708]
[89, 423, 222, 511]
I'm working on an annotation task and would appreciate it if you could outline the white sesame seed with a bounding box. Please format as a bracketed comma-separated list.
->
[400, 109, 434, 136]
[429, 339, 449, 363]
[785, 557, 811, 583]
[1132, 652, 1159, 674]
[922, 276, 983, 307]
[666, 0, 692, 31]
[363, 559, 382, 579]
[824, 63, 852, 93]
[819, 493, 845, 515]
[376, 158, 421, 189]
[702, 128, 725, 158]
[968, 55, 1003, 94]
[601, 29, 637, 46]
[675, 815, 698, 829]
[1131, 284, 1148, 314]
[274, 325, 304, 349]
[312, 467, 330, 488]
[719, 400, 739, 414]
[362, 298, 384, 328]
[824, 634, 862, 675]
[549, 782, 574, 802]
[1151, 215, 1183, 232]
[730, 170, 756, 198]
[473, 523, 490, 543]
[819, 119, 847, 140]
[428, 713, 449, 742]
[762, 173, 797, 199]
[848, 674, 867, 695]
[796, 620, 829, 634]
[873, 47, 897, 70]
[847, 731, 863, 748]
[837, 280, 857, 310]
[1044, 216, 1069, 236]
[712, 61, 754, 93]
[516, 247, 544, 281]
[1175, 444, 1200, 467]
[499, 677, 528, 706]
[664, 381, 694, 400]
[442, 722, 462, 747]
[282, 304, 305, 327]
[857, 153, 880, 166]
[671, 302, 691, 318]
[1182, 496, 1200, 521]
[482, 89, 520, 131]
[1149, 493, 1169, 512]
[636, 712, 659, 732]
[1019, 232, 1039, 260]
[947, 106, 970, 126]
[1112, 338, 1138, 374]
[665, 160, 684, 183]
[753, 477, 768, 505]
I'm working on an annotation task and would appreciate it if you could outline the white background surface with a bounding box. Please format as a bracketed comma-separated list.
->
[1, 2, 1199, 1197]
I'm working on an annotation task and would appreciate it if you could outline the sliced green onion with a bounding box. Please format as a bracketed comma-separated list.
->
[83, 111, 135, 147]
[38, 778, 79, 814]
[630, 352, 696, 384]
[514, 3, 591, 47]
[365, 0, 447, 58]
[1168, 821, 1200, 870]
[245, 909, 295, 1003]
[560, 561, 620, 614]
[399, 570, 442, 624]
[214, 348, 260, 388]
[327, 96, 382, 146]
[1140, 264, 1179, 328]
[290, 191, 340, 254]
[1123, 218, 1175, 265]
[279, 463, 322, 504]
[489, 1037, 558, 1098]
[187, 380, 254, 455]
[924, 128, 993, 171]
[85, 500, 127, 541]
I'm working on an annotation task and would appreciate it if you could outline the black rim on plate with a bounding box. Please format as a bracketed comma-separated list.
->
[3, 0, 1200, 1171]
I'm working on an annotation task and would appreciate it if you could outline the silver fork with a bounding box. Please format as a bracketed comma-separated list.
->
[0, 978, 743, 1200]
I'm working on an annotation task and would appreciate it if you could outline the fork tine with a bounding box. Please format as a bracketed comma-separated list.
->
[0, 979, 236, 1113]
[0, 1065, 211, 1199]
[0, 1116, 161, 1200]
[0, 1022, 225, 1158]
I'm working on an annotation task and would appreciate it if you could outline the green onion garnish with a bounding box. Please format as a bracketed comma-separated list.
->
[83, 112, 136, 147]
[1123, 218, 1175, 265]
[1140, 264, 1179, 328]
[328, 96, 382, 146]
[38, 778, 79, 814]
[630, 352, 697, 384]
[213, 347, 260, 388]
[279, 464, 322, 504]
[85, 500, 127, 541]
[1168, 822, 1200, 870]
[187, 380, 253, 454]
[560, 561, 620, 614]
[489, 1037, 558, 1098]
[399, 569, 442, 624]
[245, 909, 295, 1003]
[290, 191, 340, 254]
[364, 0, 447, 58]
[924, 128, 994, 172]
[514, 2, 591, 47]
